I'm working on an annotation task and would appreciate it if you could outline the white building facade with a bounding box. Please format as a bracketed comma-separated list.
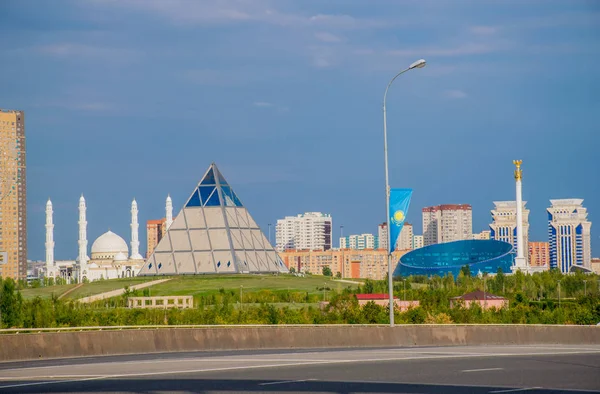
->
[547, 199, 592, 273]
[489, 201, 530, 258]
[422, 204, 472, 246]
[340, 233, 378, 250]
[276, 212, 332, 252]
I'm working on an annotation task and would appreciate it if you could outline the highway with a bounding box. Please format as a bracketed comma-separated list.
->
[0, 345, 598, 393]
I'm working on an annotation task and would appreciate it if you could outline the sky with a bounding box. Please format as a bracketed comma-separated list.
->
[0, 0, 599, 261]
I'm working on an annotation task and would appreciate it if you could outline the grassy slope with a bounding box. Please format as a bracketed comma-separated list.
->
[64, 277, 161, 299]
[20, 284, 77, 300]
[19, 275, 359, 300]
[20, 277, 160, 300]
[137, 275, 357, 298]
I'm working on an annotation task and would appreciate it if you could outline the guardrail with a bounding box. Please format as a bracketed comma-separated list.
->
[1, 323, 598, 335]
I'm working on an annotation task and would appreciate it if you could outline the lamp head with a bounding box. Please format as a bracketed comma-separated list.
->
[409, 59, 427, 69]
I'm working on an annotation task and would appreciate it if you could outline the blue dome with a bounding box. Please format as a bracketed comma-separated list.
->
[394, 239, 514, 278]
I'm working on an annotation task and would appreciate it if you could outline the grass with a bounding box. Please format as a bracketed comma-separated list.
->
[18, 275, 359, 301]
[20, 283, 77, 300]
[136, 275, 357, 298]
[20, 277, 161, 300]
[64, 277, 161, 299]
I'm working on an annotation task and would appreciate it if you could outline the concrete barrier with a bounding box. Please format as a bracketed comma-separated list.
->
[0, 325, 598, 362]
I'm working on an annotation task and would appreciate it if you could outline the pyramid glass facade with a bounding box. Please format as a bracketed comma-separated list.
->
[138, 163, 287, 275]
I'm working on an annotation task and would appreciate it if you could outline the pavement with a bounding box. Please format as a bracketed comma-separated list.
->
[0, 345, 599, 393]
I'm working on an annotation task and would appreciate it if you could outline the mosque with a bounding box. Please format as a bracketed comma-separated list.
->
[44, 195, 173, 282]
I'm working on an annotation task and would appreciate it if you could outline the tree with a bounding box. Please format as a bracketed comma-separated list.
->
[460, 265, 471, 277]
[289, 267, 296, 274]
[322, 266, 332, 277]
[336, 272, 342, 279]
[1, 278, 22, 328]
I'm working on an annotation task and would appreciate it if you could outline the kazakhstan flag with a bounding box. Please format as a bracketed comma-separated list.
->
[389, 188, 413, 253]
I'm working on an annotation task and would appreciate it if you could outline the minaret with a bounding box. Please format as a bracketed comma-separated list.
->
[513, 160, 527, 272]
[166, 194, 173, 230]
[78, 194, 89, 281]
[45, 199, 55, 277]
[130, 199, 144, 260]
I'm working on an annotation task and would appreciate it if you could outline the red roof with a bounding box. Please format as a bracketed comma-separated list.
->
[356, 293, 398, 300]
[451, 290, 506, 301]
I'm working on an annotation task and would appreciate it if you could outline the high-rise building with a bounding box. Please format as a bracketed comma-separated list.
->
[489, 201, 530, 259]
[276, 212, 332, 252]
[528, 242, 549, 269]
[0, 109, 26, 280]
[146, 219, 166, 258]
[413, 235, 424, 249]
[547, 199, 592, 273]
[422, 204, 472, 246]
[398, 223, 413, 251]
[340, 234, 378, 250]
[378, 223, 388, 251]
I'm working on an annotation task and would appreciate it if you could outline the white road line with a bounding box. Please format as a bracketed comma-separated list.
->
[259, 378, 317, 386]
[2, 349, 599, 388]
[489, 388, 541, 393]
[462, 368, 504, 373]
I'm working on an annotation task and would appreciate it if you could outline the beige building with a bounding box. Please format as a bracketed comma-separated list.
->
[280, 249, 407, 280]
[412, 235, 424, 249]
[529, 242, 550, 269]
[489, 201, 530, 261]
[398, 223, 413, 251]
[147, 218, 166, 258]
[422, 204, 472, 246]
[591, 258, 600, 275]
[0, 109, 26, 280]
[378, 223, 388, 251]
[472, 230, 491, 240]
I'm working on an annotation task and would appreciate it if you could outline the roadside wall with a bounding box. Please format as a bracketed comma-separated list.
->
[1, 325, 599, 362]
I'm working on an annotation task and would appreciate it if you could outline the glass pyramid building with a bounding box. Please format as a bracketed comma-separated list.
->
[138, 163, 288, 275]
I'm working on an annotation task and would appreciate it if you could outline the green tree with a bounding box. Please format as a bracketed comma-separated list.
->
[1, 278, 23, 328]
[322, 266, 332, 277]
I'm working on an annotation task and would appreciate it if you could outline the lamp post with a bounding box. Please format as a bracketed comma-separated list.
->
[383, 58, 426, 327]
[583, 280, 587, 296]
[557, 280, 561, 308]
[240, 285, 243, 310]
[403, 279, 406, 302]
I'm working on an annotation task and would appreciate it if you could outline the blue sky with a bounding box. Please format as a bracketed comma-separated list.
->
[1, 0, 598, 260]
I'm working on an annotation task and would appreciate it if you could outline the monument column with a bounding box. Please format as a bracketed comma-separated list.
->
[513, 160, 527, 271]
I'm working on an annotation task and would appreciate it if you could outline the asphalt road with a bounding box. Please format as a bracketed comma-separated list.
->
[0, 345, 599, 393]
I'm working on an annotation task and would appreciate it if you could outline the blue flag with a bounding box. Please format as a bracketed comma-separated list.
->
[389, 188, 413, 253]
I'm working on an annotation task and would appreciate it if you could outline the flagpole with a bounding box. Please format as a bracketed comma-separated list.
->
[383, 59, 426, 327]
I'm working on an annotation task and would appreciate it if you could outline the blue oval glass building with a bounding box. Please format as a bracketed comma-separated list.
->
[393, 239, 514, 278]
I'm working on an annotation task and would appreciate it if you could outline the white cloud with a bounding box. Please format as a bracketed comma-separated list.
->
[387, 43, 498, 57]
[314, 32, 342, 43]
[443, 90, 468, 99]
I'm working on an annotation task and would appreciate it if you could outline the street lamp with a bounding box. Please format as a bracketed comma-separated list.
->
[557, 280, 561, 308]
[403, 279, 406, 302]
[240, 285, 243, 310]
[383, 58, 427, 327]
[583, 280, 587, 297]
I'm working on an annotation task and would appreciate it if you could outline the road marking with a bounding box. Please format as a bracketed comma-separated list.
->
[489, 388, 541, 393]
[462, 368, 504, 373]
[2, 348, 600, 389]
[259, 378, 316, 386]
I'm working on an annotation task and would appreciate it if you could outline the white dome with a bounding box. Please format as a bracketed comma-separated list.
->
[91, 231, 128, 255]
[113, 251, 128, 262]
